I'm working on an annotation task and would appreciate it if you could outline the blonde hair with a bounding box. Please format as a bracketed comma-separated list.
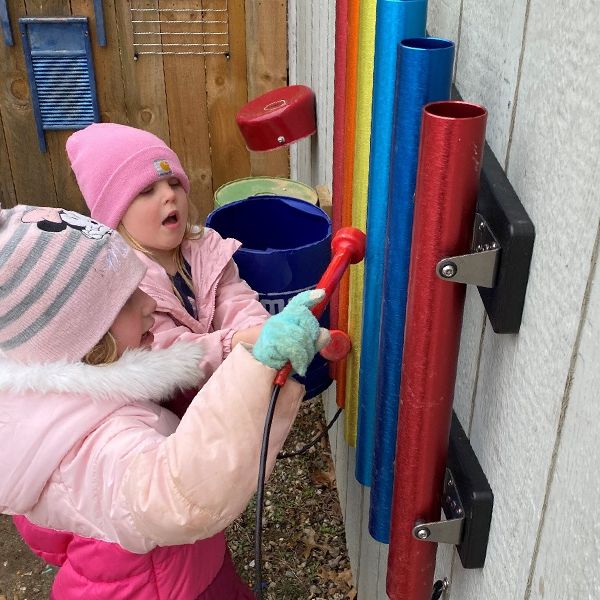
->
[83, 331, 118, 365]
[117, 204, 202, 307]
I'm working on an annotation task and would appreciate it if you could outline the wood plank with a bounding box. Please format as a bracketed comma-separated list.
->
[72, 0, 128, 125]
[204, 0, 251, 190]
[0, 0, 57, 206]
[115, 0, 170, 141]
[324, 0, 335, 191]
[455, 0, 528, 163]
[426, 0, 462, 41]
[450, 0, 600, 596]
[357, 488, 381, 599]
[158, 0, 213, 221]
[323, 387, 338, 456]
[287, 0, 298, 180]
[293, 0, 311, 184]
[64, 0, 128, 213]
[344, 448, 364, 588]
[244, 0, 289, 178]
[377, 542, 389, 599]
[0, 110, 17, 208]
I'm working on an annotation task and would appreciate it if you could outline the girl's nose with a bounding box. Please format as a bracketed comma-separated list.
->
[158, 180, 176, 203]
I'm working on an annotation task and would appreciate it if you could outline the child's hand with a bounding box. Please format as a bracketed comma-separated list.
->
[252, 289, 330, 376]
[231, 324, 263, 348]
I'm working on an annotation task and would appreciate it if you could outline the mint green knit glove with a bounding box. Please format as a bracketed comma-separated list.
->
[252, 289, 330, 376]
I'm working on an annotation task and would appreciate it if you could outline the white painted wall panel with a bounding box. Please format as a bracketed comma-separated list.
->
[454, 0, 528, 163]
[292, 1, 600, 599]
[449, 1, 600, 598]
[426, 0, 461, 42]
[528, 237, 600, 600]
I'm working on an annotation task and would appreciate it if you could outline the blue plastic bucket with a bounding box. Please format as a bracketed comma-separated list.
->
[205, 195, 332, 399]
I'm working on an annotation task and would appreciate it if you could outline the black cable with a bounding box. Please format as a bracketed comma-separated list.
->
[277, 408, 343, 459]
[254, 384, 281, 600]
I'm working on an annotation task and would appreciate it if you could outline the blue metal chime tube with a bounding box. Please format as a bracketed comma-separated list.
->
[355, 0, 427, 487]
[369, 37, 455, 542]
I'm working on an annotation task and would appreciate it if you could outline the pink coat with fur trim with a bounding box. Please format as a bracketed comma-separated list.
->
[0, 343, 303, 599]
[136, 227, 269, 391]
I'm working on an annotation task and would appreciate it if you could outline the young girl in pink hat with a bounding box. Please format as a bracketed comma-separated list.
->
[0, 204, 329, 599]
[66, 123, 270, 417]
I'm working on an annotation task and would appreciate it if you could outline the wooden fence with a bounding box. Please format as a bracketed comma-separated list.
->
[0, 0, 289, 221]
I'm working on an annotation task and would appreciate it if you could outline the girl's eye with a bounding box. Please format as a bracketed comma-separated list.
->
[140, 185, 154, 195]
[169, 178, 181, 187]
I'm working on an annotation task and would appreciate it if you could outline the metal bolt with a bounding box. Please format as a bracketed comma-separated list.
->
[440, 263, 457, 279]
[479, 221, 486, 231]
[277, 135, 286, 144]
[456, 508, 463, 516]
[416, 527, 430, 540]
[476, 244, 483, 252]
[448, 479, 454, 487]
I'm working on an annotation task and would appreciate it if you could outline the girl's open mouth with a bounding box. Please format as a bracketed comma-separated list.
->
[162, 211, 179, 227]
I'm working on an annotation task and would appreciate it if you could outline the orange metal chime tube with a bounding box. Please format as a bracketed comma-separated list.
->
[387, 101, 487, 600]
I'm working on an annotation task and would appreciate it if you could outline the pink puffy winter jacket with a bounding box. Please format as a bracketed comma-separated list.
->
[137, 227, 269, 387]
[0, 342, 303, 599]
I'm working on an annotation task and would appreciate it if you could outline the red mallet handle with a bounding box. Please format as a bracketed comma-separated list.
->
[274, 227, 366, 387]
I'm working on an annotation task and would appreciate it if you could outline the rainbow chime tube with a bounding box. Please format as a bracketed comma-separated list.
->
[355, 0, 427, 486]
[387, 101, 487, 600]
[368, 37, 455, 543]
[330, 0, 349, 331]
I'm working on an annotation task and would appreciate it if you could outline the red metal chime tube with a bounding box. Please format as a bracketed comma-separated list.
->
[387, 101, 487, 600]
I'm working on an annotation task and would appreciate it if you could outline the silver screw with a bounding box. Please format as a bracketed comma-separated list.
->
[476, 244, 483, 252]
[416, 527, 430, 540]
[277, 135, 286, 144]
[440, 263, 456, 278]
[479, 221, 485, 231]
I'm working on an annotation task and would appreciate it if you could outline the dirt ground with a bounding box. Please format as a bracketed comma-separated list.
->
[0, 397, 354, 599]
[0, 516, 55, 600]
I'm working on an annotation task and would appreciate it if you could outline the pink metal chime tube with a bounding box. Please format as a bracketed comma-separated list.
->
[387, 101, 487, 600]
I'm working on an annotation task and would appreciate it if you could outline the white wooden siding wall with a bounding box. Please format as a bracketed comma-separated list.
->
[292, 1, 600, 599]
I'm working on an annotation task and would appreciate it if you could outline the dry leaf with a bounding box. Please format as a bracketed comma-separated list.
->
[311, 460, 336, 487]
[301, 527, 319, 559]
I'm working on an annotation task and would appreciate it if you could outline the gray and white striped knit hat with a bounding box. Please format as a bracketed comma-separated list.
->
[0, 205, 146, 363]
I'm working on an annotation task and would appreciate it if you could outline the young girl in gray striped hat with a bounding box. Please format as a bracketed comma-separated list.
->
[0, 205, 328, 600]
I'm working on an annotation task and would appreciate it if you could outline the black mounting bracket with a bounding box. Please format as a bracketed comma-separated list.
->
[413, 412, 493, 569]
[436, 145, 535, 333]
[438, 88, 535, 334]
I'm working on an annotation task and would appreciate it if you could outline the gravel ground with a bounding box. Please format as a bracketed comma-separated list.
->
[0, 396, 354, 599]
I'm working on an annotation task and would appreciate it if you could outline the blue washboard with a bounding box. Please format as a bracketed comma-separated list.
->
[19, 17, 100, 152]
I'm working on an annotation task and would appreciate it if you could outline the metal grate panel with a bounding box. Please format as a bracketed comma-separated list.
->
[20, 18, 100, 152]
[130, 1, 230, 57]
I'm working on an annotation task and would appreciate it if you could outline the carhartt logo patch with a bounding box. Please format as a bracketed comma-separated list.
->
[153, 159, 173, 177]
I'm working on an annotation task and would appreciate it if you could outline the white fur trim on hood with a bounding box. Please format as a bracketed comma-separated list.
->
[0, 342, 204, 403]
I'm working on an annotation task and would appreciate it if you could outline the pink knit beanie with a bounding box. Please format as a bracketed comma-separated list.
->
[0, 205, 146, 364]
[66, 123, 190, 228]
